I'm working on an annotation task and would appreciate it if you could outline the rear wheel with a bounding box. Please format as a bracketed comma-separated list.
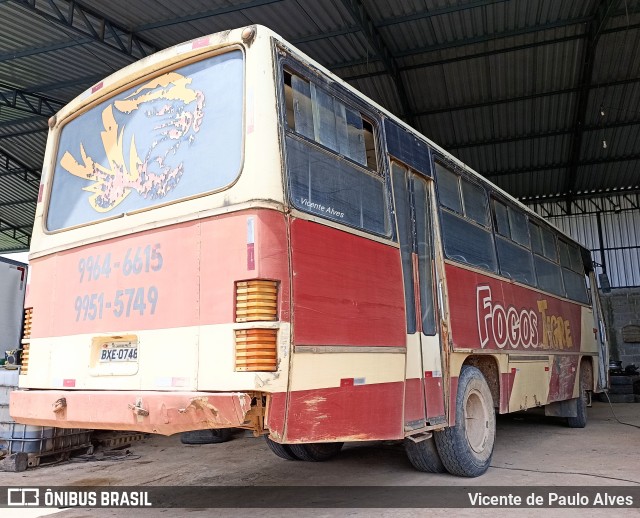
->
[180, 428, 232, 445]
[288, 442, 343, 462]
[264, 435, 299, 461]
[434, 366, 496, 477]
[404, 436, 446, 473]
[567, 362, 592, 428]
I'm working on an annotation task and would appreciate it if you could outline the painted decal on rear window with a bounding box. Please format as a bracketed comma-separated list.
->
[47, 50, 244, 231]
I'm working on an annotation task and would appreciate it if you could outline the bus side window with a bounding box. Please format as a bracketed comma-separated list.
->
[283, 69, 388, 236]
[283, 70, 376, 170]
[559, 240, 590, 303]
[435, 162, 497, 273]
[530, 222, 565, 297]
[435, 163, 462, 213]
[461, 181, 489, 226]
[492, 199, 535, 286]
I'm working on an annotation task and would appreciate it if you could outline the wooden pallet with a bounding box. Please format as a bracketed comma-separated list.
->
[92, 431, 148, 450]
[27, 443, 94, 468]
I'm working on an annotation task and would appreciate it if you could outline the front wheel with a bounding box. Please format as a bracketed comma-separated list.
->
[434, 366, 496, 477]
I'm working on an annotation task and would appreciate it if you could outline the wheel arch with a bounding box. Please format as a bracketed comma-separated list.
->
[577, 355, 595, 395]
[462, 355, 500, 410]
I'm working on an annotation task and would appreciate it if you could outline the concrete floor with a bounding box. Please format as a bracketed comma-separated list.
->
[1, 401, 639, 517]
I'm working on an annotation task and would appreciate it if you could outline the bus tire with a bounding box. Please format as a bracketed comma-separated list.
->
[404, 436, 447, 473]
[288, 442, 343, 462]
[180, 428, 232, 445]
[264, 435, 298, 461]
[434, 366, 496, 477]
[567, 363, 591, 428]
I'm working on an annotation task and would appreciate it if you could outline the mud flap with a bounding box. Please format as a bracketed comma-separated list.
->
[545, 398, 577, 418]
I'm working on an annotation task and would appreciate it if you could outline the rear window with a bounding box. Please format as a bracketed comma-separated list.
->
[47, 50, 244, 231]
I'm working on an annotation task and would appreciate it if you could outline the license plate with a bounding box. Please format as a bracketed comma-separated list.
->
[99, 341, 138, 362]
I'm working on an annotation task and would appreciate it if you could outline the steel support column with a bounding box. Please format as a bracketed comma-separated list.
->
[340, 0, 413, 123]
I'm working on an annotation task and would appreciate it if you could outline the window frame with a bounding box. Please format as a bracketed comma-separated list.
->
[491, 196, 536, 287]
[277, 54, 393, 239]
[529, 221, 569, 299]
[282, 67, 380, 176]
[434, 160, 491, 229]
[434, 158, 497, 273]
[558, 237, 590, 304]
[45, 47, 247, 233]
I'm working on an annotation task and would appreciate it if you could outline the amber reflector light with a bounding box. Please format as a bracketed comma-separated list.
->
[235, 280, 278, 322]
[21, 307, 33, 375]
[235, 329, 277, 372]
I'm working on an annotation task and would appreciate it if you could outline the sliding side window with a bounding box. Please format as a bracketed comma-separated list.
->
[492, 199, 535, 286]
[435, 162, 496, 272]
[559, 239, 589, 303]
[530, 223, 565, 297]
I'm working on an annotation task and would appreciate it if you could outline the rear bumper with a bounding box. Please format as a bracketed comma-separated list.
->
[10, 390, 255, 435]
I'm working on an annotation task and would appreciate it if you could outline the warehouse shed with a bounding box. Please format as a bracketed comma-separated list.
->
[0, 0, 638, 355]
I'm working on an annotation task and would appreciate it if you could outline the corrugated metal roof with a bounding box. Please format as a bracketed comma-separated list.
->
[1, 0, 639, 252]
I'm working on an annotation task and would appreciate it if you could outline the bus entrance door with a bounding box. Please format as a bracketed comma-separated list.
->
[392, 165, 446, 431]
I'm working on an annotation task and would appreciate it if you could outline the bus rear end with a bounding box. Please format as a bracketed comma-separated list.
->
[11, 27, 290, 436]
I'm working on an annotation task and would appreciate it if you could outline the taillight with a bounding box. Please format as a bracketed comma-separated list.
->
[234, 280, 278, 372]
[234, 329, 277, 372]
[21, 307, 32, 375]
[235, 280, 278, 322]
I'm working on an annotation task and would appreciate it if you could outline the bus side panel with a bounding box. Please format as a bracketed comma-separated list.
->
[284, 382, 404, 442]
[289, 218, 406, 347]
[285, 351, 406, 441]
[265, 392, 288, 440]
[547, 355, 580, 403]
[446, 264, 582, 352]
[445, 263, 589, 412]
[285, 218, 406, 441]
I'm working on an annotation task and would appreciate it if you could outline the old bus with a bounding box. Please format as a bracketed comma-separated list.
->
[11, 25, 608, 477]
